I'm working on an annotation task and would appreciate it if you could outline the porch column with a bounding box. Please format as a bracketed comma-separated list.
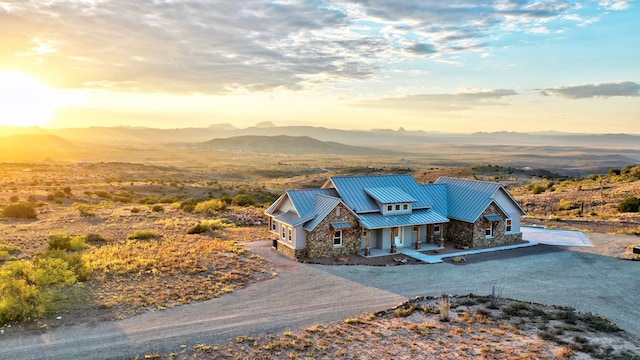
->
[364, 229, 371, 257]
[439, 223, 445, 248]
[414, 225, 421, 250]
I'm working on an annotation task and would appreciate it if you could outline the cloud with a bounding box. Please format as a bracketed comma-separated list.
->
[537, 82, 640, 99]
[355, 89, 517, 111]
[0, 0, 628, 94]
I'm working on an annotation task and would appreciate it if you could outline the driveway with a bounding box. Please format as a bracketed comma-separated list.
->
[1, 239, 638, 359]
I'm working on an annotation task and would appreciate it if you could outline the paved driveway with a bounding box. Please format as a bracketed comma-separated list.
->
[1, 240, 638, 359]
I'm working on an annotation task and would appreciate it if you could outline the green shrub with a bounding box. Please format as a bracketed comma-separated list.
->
[72, 202, 96, 217]
[558, 199, 573, 211]
[94, 190, 112, 199]
[232, 193, 257, 207]
[151, 205, 164, 212]
[187, 219, 233, 234]
[0, 256, 78, 325]
[0, 244, 21, 261]
[47, 233, 89, 252]
[618, 197, 640, 213]
[2, 203, 37, 219]
[130, 207, 142, 213]
[84, 233, 107, 243]
[194, 199, 227, 214]
[127, 230, 159, 240]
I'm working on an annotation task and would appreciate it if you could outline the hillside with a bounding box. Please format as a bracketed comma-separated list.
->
[0, 134, 75, 161]
[196, 135, 402, 156]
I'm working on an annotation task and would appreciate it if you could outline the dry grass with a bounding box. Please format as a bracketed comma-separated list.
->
[148, 295, 640, 359]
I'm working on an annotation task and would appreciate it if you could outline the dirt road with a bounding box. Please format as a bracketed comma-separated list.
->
[1, 238, 638, 360]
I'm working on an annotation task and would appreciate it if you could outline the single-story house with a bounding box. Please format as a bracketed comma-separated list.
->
[265, 174, 526, 259]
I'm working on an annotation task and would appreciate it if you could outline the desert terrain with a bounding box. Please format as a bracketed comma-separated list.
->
[1, 128, 639, 359]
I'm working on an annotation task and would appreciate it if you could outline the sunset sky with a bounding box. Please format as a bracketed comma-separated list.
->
[0, 0, 638, 133]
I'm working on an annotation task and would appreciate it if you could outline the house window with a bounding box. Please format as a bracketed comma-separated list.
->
[434, 224, 441, 235]
[403, 204, 408, 210]
[333, 230, 342, 247]
[387, 205, 392, 211]
[336, 207, 341, 216]
[288, 227, 292, 242]
[281, 226, 286, 239]
[485, 219, 493, 238]
[271, 219, 276, 231]
[395, 204, 400, 211]
[506, 218, 512, 232]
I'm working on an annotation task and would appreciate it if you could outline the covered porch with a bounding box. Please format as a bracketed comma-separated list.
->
[359, 209, 449, 256]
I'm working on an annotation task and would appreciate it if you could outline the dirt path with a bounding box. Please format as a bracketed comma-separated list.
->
[1, 237, 639, 360]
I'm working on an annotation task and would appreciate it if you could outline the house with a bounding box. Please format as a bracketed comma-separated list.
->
[265, 174, 526, 259]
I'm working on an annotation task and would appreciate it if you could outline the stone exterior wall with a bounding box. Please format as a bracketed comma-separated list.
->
[446, 202, 522, 248]
[275, 241, 307, 259]
[306, 203, 361, 259]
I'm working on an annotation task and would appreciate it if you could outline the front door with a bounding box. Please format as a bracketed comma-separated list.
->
[393, 227, 402, 247]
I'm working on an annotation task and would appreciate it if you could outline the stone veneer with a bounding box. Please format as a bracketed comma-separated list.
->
[276, 242, 307, 259]
[305, 203, 361, 259]
[446, 202, 522, 248]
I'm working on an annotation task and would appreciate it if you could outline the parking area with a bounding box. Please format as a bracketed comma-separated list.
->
[522, 226, 592, 247]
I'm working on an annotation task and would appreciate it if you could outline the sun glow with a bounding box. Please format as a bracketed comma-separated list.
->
[0, 71, 55, 127]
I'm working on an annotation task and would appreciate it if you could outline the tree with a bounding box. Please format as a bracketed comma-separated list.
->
[618, 196, 640, 213]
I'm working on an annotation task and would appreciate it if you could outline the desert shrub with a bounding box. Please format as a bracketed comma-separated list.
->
[151, 205, 164, 212]
[84, 233, 107, 243]
[2, 203, 37, 219]
[0, 257, 78, 325]
[187, 219, 233, 234]
[179, 198, 198, 213]
[194, 199, 227, 214]
[63, 187, 72, 194]
[526, 183, 546, 194]
[9, 195, 19, 203]
[438, 294, 451, 321]
[27, 195, 37, 202]
[73, 202, 96, 217]
[0, 244, 21, 261]
[618, 197, 640, 213]
[130, 207, 142, 213]
[39, 249, 89, 282]
[127, 230, 160, 240]
[232, 193, 257, 207]
[558, 199, 573, 211]
[94, 190, 112, 199]
[48, 233, 89, 252]
[46, 194, 55, 201]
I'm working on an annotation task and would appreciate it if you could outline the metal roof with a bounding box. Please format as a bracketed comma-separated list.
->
[274, 211, 313, 227]
[484, 214, 502, 221]
[304, 194, 344, 231]
[434, 177, 525, 223]
[364, 187, 417, 204]
[420, 184, 448, 215]
[359, 209, 449, 229]
[330, 221, 351, 230]
[285, 188, 338, 218]
[327, 175, 434, 213]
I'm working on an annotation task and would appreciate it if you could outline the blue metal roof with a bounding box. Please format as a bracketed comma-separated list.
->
[484, 214, 502, 221]
[364, 187, 416, 204]
[304, 194, 343, 231]
[420, 184, 448, 215]
[359, 209, 449, 229]
[286, 188, 338, 218]
[434, 177, 523, 222]
[330, 221, 351, 230]
[274, 211, 314, 227]
[326, 175, 433, 213]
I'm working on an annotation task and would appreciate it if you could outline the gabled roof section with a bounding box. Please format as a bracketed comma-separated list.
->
[264, 189, 338, 219]
[420, 184, 448, 216]
[304, 194, 348, 231]
[434, 176, 525, 222]
[324, 174, 433, 213]
[364, 187, 416, 204]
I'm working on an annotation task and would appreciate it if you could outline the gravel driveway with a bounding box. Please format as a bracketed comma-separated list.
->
[1, 239, 638, 360]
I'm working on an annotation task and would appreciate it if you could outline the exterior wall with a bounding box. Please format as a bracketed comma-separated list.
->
[446, 202, 522, 248]
[495, 190, 524, 233]
[275, 241, 307, 259]
[305, 203, 361, 258]
[294, 226, 306, 249]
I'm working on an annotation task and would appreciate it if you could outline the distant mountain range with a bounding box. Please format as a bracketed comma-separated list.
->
[2, 124, 639, 149]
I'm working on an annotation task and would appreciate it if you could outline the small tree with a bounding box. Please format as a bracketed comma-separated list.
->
[232, 193, 256, 207]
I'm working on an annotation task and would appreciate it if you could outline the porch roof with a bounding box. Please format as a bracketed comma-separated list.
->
[274, 211, 313, 227]
[330, 221, 351, 230]
[484, 214, 502, 221]
[359, 209, 449, 229]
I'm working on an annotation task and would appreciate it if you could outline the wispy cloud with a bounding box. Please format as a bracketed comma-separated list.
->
[537, 82, 640, 99]
[0, 0, 628, 94]
[355, 89, 517, 111]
